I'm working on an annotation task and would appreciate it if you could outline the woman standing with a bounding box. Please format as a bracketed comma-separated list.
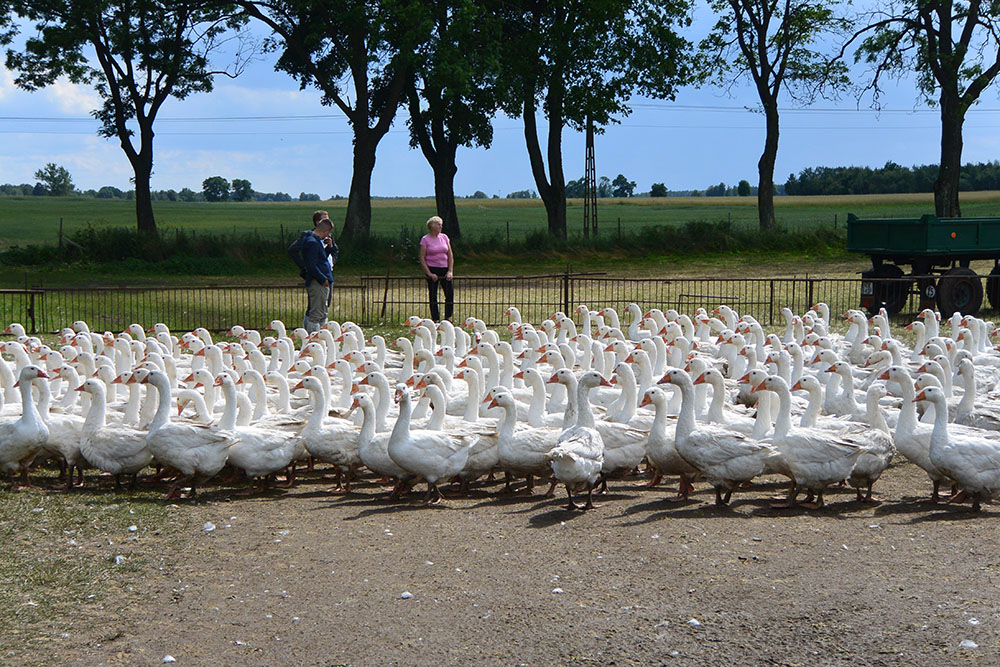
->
[419, 215, 454, 322]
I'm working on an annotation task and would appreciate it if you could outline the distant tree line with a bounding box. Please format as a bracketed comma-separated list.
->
[785, 160, 1000, 196]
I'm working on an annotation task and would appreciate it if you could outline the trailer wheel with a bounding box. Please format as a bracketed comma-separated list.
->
[936, 267, 983, 316]
[987, 266, 1000, 310]
[869, 264, 908, 316]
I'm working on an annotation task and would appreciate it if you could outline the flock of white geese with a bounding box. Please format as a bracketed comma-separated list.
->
[2, 302, 1000, 511]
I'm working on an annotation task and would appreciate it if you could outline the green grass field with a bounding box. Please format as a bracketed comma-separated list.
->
[3, 191, 1000, 248]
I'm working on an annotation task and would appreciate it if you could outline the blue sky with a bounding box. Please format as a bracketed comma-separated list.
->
[2, 13, 999, 198]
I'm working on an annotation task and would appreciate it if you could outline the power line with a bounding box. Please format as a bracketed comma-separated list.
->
[1, 102, 998, 124]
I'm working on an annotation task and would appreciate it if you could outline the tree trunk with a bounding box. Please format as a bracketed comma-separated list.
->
[935, 95, 964, 218]
[432, 148, 460, 238]
[757, 101, 779, 232]
[522, 94, 567, 240]
[133, 164, 156, 235]
[342, 135, 376, 241]
[131, 133, 156, 234]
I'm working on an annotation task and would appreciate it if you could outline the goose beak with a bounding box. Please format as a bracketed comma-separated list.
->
[913, 390, 927, 402]
[692, 373, 706, 385]
[656, 374, 671, 384]
[487, 398, 499, 409]
[752, 381, 767, 393]
[291, 381, 304, 391]
[639, 395, 652, 408]
[74, 384, 86, 392]
[513, 370, 524, 379]
[790, 380, 804, 391]
[547, 373, 560, 384]
[737, 373, 750, 384]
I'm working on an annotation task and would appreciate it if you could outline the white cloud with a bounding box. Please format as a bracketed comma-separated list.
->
[44, 77, 101, 115]
[0, 67, 16, 102]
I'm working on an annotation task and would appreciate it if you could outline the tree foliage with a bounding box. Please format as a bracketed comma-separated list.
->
[240, 0, 430, 240]
[202, 176, 230, 202]
[612, 174, 636, 197]
[34, 162, 74, 195]
[6, 0, 251, 233]
[737, 179, 752, 196]
[650, 182, 668, 197]
[231, 178, 253, 201]
[406, 0, 501, 239]
[496, 0, 693, 238]
[697, 0, 850, 230]
[847, 0, 1000, 217]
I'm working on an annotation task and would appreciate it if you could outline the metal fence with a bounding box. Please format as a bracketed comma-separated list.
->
[0, 273, 989, 334]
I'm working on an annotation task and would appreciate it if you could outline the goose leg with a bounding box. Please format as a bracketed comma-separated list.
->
[971, 494, 982, 511]
[670, 475, 694, 502]
[770, 483, 801, 509]
[947, 489, 968, 504]
[114, 474, 124, 493]
[564, 484, 581, 511]
[583, 485, 599, 510]
[595, 474, 609, 495]
[639, 470, 663, 488]
[929, 479, 942, 503]
[800, 488, 824, 509]
[543, 477, 558, 498]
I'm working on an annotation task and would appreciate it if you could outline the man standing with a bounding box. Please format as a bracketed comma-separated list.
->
[301, 216, 338, 332]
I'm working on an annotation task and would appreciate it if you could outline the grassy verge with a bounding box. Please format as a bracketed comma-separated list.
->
[0, 467, 176, 660]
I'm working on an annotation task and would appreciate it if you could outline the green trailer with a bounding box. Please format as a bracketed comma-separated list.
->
[847, 213, 1000, 316]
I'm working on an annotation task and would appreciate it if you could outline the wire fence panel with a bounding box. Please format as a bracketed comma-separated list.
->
[1, 274, 994, 334]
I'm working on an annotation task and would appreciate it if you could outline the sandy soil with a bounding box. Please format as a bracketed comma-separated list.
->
[12, 458, 1000, 667]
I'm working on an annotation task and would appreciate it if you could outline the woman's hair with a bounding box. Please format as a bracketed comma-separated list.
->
[426, 215, 443, 230]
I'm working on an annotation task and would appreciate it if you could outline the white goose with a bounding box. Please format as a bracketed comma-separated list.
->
[139, 369, 235, 500]
[846, 383, 896, 503]
[215, 374, 302, 491]
[386, 385, 475, 504]
[0, 365, 50, 487]
[918, 385, 1000, 511]
[638, 386, 695, 499]
[661, 369, 777, 506]
[547, 371, 607, 510]
[78, 378, 153, 490]
[757, 375, 868, 509]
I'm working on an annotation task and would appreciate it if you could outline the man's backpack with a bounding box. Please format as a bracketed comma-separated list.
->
[287, 230, 312, 277]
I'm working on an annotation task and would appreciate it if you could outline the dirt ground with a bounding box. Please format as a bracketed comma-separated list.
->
[8, 458, 1000, 667]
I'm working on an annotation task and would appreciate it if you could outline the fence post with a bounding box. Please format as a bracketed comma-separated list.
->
[27, 291, 37, 334]
[769, 279, 775, 325]
[381, 245, 394, 320]
[617, 217, 621, 241]
[280, 224, 285, 247]
[58, 217, 63, 255]
[506, 221, 510, 251]
[807, 279, 814, 309]
[562, 264, 571, 315]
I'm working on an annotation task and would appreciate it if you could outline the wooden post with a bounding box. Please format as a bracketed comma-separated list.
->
[506, 221, 510, 251]
[280, 224, 285, 247]
[769, 280, 775, 325]
[58, 217, 63, 254]
[617, 217, 621, 241]
[834, 214, 838, 230]
[562, 264, 571, 314]
[381, 244, 394, 319]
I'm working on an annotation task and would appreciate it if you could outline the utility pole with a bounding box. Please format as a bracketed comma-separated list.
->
[583, 116, 598, 237]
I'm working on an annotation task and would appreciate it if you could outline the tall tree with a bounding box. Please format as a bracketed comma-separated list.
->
[239, 0, 429, 240]
[847, 0, 1000, 217]
[497, 0, 692, 239]
[34, 163, 74, 195]
[405, 0, 501, 239]
[697, 0, 850, 230]
[7, 0, 250, 233]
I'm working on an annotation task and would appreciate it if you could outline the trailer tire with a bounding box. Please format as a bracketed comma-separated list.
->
[936, 267, 983, 316]
[869, 264, 908, 316]
[987, 266, 1000, 310]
